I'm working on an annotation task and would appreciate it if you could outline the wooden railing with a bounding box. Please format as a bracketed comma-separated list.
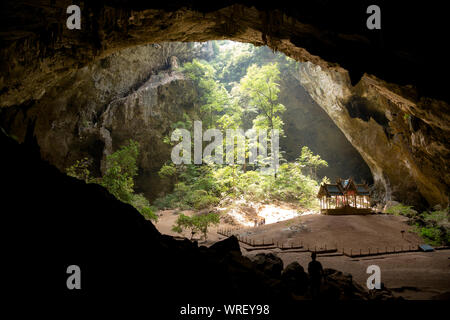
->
[215, 227, 435, 258]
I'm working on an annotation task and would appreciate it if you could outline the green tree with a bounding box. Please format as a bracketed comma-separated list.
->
[66, 140, 158, 222]
[182, 59, 231, 128]
[297, 146, 328, 179]
[172, 213, 220, 240]
[240, 63, 286, 135]
[239, 63, 286, 177]
[101, 140, 139, 203]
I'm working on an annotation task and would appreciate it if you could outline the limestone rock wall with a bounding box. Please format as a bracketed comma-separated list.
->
[278, 65, 372, 183]
[1, 1, 448, 207]
[0, 43, 203, 199]
[299, 62, 449, 207]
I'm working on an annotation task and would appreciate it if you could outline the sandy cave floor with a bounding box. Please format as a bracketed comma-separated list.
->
[154, 207, 450, 300]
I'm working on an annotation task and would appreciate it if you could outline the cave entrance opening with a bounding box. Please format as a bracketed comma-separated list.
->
[0, 40, 374, 238]
[113, 40, 374, 235]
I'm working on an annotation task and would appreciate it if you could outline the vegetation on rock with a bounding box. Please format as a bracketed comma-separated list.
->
[66, 140, 158, 221]
[387, 204, 449, 246]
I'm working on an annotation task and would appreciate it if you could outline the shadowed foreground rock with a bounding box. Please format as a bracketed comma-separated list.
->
[281, 261, 309, 296]
[1, 127, 398, 308]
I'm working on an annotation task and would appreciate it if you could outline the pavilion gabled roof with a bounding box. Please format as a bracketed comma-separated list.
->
[317, 178, 370, 197]
[356, 184, 370, 195]
[327, 184, 343, 195]
[317, 183, 343, 197]
[338, 178, 357, 192]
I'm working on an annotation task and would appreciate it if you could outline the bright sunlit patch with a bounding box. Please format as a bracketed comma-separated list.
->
[221, 201, 319, 227]
[300, 210, 317, 216]
[258, 204, 302, 224]
[224, 207, 255, 227]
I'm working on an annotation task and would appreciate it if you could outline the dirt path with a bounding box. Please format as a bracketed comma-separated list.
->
[232, 214, 423, 253]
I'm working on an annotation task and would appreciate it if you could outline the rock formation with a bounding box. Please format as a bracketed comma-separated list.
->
[3, 1, 448, 305]
[278, 63, 373, 183]
[0, 41, 374, 200]
[0, 43, 208, 199]
[1, 128, 392, 304]
[1, 1, 447, 207]
[299, 62, 449, 207]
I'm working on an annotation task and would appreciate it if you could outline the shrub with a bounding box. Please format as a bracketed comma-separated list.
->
[139, 206, 158, 222]
[188, 190, 219, 209]
[415, 209, 450, 246]
[155, 145, 324, 210]
[66, 140, 159, 222]
[158, 163, 177, 179]
[101, 140, 139, 203]
[386, 204, 416, 217]
[66, 157, 93, 183]
[386, 204, 449, 246]
[130, 193, 158, 222]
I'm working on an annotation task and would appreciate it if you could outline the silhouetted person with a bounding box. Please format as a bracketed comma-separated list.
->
[308, 252, 323, 298]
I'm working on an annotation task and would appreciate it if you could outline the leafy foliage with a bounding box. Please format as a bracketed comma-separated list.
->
[386, 204, 449, 245]
[172, 213, 220, 240]
[385, 204, 416, 217]
[130, 193, 158, 222]
[155, 146, 322, 210]
[297, 146, 328, 179]
[101, 140, 139, 203]
[66, 140, 157, 222]
[158, 163, 177, 179]
[240, 63, 286, 134]
[415, 209, 450, 245]
[66, 157, 93, 183]
[155, 164, 220, 210]
[181, 59, 231, 128]
[156, 46, 326, 211]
